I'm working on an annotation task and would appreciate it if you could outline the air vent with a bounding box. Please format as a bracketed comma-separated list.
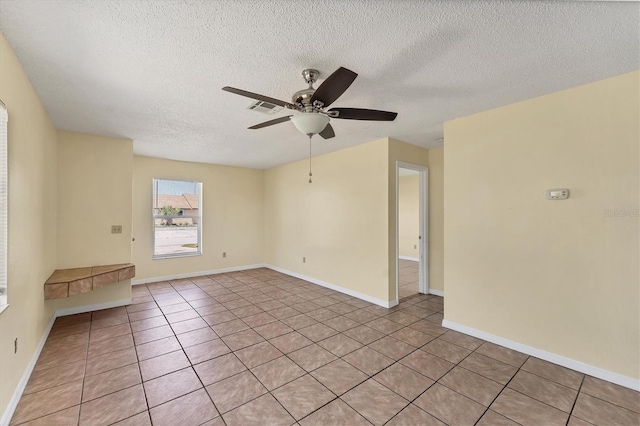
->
[247, 101, 284, 115]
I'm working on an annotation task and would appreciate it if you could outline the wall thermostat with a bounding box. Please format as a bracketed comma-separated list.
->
[546, 188, 569, 200]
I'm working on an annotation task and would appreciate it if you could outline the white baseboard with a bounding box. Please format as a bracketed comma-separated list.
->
[429, 289, 444, 297]
[399, 256, 419, 262]
[1, 297, 133, 425]
[132, 263, 396, 309]
[442, 320, 640, 391]
[131, 263, 266, 285]
[264, 264, 394, 308]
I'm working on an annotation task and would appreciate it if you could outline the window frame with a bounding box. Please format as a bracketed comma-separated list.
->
[152, 178, 203, 260]
[0, 101, 7, 312]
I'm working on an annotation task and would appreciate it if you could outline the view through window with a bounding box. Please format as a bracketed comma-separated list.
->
[153, 179, 202, 258]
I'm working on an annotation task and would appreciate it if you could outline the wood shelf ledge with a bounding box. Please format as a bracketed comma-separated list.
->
[44, 263, 135, 300]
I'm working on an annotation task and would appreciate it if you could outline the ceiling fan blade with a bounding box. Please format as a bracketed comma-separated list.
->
[319, 123, 335, 139]
[329, 107, 398, 121]
[310, 67, 358, 107]
[222, 86, 296, 109]
[248, 115, 292, 129]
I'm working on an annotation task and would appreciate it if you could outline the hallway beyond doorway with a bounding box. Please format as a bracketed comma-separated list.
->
[399, 259, 419, 301]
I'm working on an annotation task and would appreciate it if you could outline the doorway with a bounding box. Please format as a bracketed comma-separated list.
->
[395, 161, 428, 303]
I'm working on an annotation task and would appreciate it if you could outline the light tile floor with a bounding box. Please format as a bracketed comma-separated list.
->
[11, 268, 640, 425]
[399, 259, 419, 300]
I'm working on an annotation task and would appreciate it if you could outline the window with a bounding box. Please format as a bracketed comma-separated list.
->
[153, 178, 202, 259]
[0, 102, 7, 309]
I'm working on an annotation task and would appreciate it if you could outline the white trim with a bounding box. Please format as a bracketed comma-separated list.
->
[133, 263, 396, 308]
[265, 264, 394, 308]
[442, 320, 640, 391]
[395, 161, 429, 303]
[399, 256, 419, 262]
[131, 264, 266, 285]
[429, 289, 444, 297]
[1, 297, 133, 424]
[0, 105, 7, 309]
[1, 314, 56, 426]
[55, 298, 132, 317]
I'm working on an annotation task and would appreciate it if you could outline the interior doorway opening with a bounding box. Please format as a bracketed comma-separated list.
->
[396, 162, 428, 304]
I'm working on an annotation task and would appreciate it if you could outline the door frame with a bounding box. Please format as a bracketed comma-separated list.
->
[395, 161, 429, 303]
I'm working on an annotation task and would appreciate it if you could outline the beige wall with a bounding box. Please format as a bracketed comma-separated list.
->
[444, 71, 640, 379]
[0, 33, 58, 417]
[428, 147, 444, 292]
[55, 131, 134, 309]
[133, 156, 264, 280]
[0, 29, 448, 419]
[264, 138, 390, 303]
[264, 137, 439, 304]
[398, 175, 419, 258]
[388, 138, 429, 301]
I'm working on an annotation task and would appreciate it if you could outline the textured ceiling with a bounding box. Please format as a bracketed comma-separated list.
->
[0, 1, 638, 169]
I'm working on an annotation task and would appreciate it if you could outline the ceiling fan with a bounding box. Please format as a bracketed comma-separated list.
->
[222, 67, 397, 139]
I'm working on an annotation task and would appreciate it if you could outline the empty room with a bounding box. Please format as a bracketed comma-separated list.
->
[0, 1, 638, 425]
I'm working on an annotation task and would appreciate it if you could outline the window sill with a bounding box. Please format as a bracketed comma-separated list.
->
[153, 252, 203, 260]
[0, 304, 8, 315]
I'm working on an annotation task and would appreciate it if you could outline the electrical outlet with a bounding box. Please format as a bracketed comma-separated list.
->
[111, 225, 122, 234]
[223, 252, 226, 258]
[14, 338, 17, 354]
[414, 244, 417, 249]
[303, 257, 306, 263]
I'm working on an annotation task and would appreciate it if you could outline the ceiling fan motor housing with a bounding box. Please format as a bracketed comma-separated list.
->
[294, 69, 323, 109]
[292, 88, 316, 108]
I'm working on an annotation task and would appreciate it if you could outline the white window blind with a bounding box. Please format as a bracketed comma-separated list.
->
[0, 103, 7, 308]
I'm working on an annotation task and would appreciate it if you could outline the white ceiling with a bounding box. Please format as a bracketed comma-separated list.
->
[0, 1, 638, 169]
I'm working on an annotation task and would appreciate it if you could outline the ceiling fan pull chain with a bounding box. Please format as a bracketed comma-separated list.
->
[308, 135, 313, 183]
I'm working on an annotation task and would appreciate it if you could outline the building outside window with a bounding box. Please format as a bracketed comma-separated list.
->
[152, 178, 202, 259]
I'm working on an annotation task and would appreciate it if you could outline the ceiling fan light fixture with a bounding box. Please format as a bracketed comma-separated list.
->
[223, 66, 397, 140]
[291, 113, 330, 136]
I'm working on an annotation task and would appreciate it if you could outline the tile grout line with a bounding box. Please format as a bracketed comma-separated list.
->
[75, 310, 94, 426]
[472, 356, 526, 426]
[565, 375, 586, 426]
[180, 286, 229, 426]
[145, 287, 212, 424]
[161, 277, 297, 422]
[290, 294, 444, 420]
[277, 302, 446, 423]
[92, 309, 145, 425]
[416, 332, 582, 424]
[24, 268, 633, 426]
[127, 284, 216, 425]
[23, 295, 443, 425]
[340, 296, 449, 423]
[185, 277, 308, 424]
[186, 274, 388, 424]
